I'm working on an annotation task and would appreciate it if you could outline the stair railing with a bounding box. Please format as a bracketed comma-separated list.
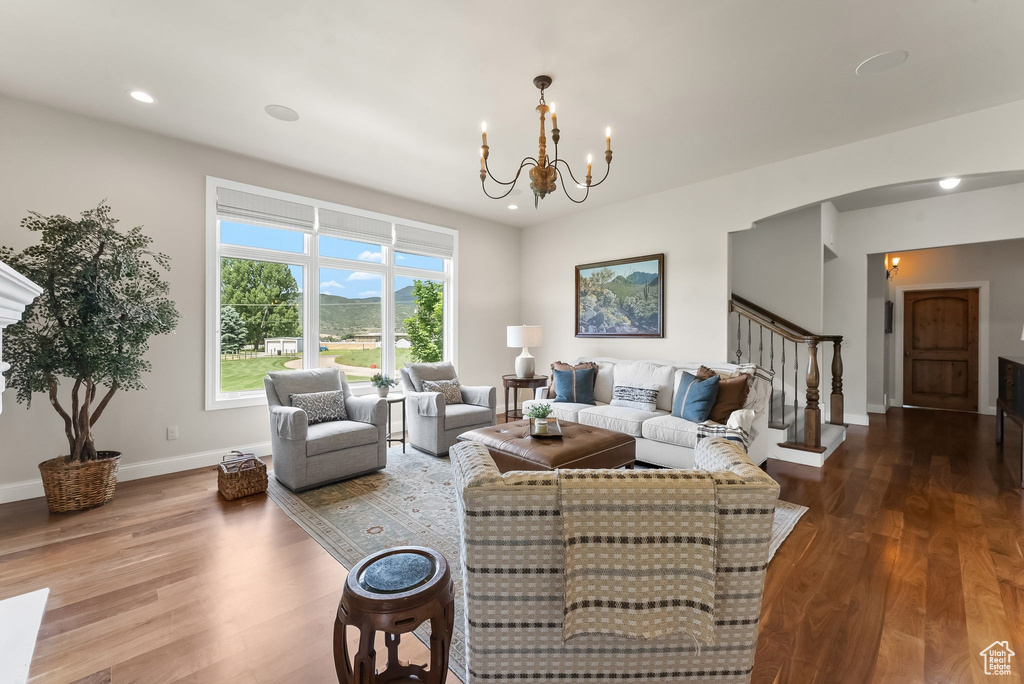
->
[728, 294, 844, 452]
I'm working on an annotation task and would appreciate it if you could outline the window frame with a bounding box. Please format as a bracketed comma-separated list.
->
[205, 176, 458, 410]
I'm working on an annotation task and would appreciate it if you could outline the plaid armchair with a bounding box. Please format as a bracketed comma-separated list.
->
[450, 437, 780, 683]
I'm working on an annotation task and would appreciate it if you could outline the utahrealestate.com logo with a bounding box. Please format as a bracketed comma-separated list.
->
[980, 641, 1015, 676]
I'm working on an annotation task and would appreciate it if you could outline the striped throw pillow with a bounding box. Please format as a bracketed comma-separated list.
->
[610, 383, 660, 412]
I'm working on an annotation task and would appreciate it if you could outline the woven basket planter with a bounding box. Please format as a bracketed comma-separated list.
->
[38, 451, 121, 513]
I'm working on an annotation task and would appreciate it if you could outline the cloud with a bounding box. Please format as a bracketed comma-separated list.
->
[358, 290, 381, 297]
[396, 254, 406, 261]
[358, 250, 383, 261]
[320, 280, 346, 290]
[346, 272, 380, 281]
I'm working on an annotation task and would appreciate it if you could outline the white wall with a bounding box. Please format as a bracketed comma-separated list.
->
[520, 98, 1024, 427]
[730, 205, 824, 331]
[880, 239, 1024, 412]
[827, 182, 1024, 422]
[0, 95, 521, 499]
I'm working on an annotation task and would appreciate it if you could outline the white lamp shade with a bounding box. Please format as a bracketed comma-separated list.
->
[507, 325, 543, 348]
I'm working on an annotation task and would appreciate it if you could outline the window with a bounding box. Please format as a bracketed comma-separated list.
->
[206, 178, 457, 409]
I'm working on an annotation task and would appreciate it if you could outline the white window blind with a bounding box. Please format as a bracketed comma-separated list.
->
[318, 208, 393, 246]
[394, 224, 455, 259]
[216, 187, 315, 232]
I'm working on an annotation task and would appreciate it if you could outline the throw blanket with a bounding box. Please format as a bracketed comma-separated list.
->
[557, 469, 718, 643]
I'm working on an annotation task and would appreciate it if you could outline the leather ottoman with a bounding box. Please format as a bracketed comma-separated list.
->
[457, 420, 635, 472]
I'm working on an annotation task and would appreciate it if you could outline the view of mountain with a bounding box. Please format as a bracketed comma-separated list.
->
[319, 291, 416, 339]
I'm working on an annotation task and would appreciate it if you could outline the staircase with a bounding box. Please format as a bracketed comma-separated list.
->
[729, 295, 846, 467]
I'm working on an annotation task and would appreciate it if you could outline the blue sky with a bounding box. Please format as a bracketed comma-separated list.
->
[221, 221, 443, 299]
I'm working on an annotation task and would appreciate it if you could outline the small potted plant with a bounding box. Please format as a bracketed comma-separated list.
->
[526, 403, 554, 434]
[370, 373, 399, 398]
[1, 203, 180, 513]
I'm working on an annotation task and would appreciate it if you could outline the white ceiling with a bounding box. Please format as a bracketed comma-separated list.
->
[3, 1, 1024, 228]
[830, 172, 1024, 212]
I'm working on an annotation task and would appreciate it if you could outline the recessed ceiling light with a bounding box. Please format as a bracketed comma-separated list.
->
[507, 204, 518, 210]
[855, 50, 909, 76]
[128, 90, 155, 104]
[265, 104, 299, 122]
[939, 177, 961, 190]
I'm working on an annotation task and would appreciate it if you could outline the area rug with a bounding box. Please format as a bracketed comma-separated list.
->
[267, 446, 807, 680]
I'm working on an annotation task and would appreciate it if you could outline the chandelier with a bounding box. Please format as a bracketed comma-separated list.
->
[479, 75, 613, 208]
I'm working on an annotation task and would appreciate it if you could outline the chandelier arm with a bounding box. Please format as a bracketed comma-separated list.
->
[480, 180, 523, 201]
[485, 157, 539, 186]
[584, 159, 613, 188]
[557, 175, 591, 204]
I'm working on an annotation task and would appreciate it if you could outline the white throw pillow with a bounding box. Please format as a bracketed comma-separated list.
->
[613, 361, 676, 412]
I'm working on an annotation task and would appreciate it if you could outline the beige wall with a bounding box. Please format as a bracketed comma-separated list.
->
[520, 99, 1024, 426]
[0, 95, 521, 497]
[880, 238, 1024, 411]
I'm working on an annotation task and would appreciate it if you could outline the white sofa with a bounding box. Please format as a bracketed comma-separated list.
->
[522, 357, 772, 469]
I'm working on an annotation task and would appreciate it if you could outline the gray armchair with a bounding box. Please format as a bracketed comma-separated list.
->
[399, 362, 496, 456]
[264, 368, 387, 491]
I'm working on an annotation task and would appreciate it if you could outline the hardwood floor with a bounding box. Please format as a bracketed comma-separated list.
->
[1, 407, 1022, 683]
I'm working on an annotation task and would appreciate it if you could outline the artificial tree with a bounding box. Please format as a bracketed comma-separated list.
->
[0, 203, 180, 462]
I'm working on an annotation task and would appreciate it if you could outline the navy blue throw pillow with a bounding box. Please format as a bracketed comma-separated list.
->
[672, 372, 720, 422]
[553, 368, 596, 405]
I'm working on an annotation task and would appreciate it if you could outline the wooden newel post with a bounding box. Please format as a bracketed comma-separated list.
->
[830, 339, 844, 426]
[804, 338, 822, 450]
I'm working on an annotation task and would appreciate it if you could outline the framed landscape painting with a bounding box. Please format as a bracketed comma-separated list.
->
[575, 253, 664, 338]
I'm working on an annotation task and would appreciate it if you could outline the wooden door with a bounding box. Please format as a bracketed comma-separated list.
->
[903, 288, 979, 411]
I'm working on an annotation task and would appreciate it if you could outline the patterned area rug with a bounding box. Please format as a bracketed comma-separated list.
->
[267, 446, 807, 681]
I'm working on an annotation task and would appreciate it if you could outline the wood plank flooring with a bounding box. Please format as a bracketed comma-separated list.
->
[1, 407, 1022, 683]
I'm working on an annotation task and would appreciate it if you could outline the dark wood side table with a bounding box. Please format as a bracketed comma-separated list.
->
[384, 394, 406, 453]
[334, 546, 455, 683]
[996, 356, 1024, 487]
[502, 374, 549, 422]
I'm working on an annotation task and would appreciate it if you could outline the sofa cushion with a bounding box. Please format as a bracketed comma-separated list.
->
[612, 361, 676, 412]
[444, 403, 493, 430]
[306, 420, 378, 456]
[269, 368, 343, 405]
[522, 399, 598, 423]
[672, 372, 719, 422]
[553, 368, 596, 404]
[641, 414, 701, 449]
[577, 404, 667, 437]
[709, 374, 751, 424]
[405, 361, 457, 392]
[548, 360, 598, 399]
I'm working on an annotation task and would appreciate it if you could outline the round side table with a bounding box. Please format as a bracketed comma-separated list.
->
[333, 546, 455, 683]
[502, 374, 549, 422]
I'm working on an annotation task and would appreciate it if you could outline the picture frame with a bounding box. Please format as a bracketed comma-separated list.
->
[575, 253, 664, 338]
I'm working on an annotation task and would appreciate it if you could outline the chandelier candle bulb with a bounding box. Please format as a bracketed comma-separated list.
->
[481, 122, 487, 148]
[550, 103, 557, 129]
[606, 127, 611, 152]
[586, 153, 592, 185]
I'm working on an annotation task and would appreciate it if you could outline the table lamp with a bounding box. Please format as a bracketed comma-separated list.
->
[507, 325, 543, 378]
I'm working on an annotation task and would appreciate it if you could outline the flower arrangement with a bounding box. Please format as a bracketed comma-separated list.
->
[370, 373, 399, 389]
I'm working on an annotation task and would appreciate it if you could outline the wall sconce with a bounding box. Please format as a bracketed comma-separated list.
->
[886, 256, 901, 280]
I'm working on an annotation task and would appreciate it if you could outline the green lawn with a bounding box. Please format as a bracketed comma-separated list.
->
[220, 355, 300, 392]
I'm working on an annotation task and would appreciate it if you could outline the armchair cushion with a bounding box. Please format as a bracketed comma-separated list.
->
[290, 389, 348, 424]
[270, 405, 308, 441]
[404, 361, 457, 392]
[444, 403, 493, 430]
[268, 368, 343, 405]
[306, 420, 378, 456]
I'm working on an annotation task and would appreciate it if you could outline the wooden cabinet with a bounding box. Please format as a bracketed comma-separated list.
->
[996, 356, 1024, 487]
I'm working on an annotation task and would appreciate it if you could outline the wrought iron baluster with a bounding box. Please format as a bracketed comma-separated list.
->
[746, 319, 751, 363]
[793, 340, 799, 441]
[758, 326, 764, 367]
[735, 313, 742, 362]
[780, 339, 786, 424]
[768, 331, 775, 425]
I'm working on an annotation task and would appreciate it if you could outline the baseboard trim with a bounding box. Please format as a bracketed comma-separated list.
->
[867, 404, 887, 415]
[0, 440, 272, 505]
[845, 413, 870, 426]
